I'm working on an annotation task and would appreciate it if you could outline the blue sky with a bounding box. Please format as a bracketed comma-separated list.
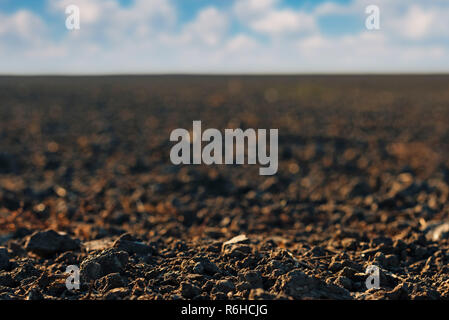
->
[0, 0, 448, 74]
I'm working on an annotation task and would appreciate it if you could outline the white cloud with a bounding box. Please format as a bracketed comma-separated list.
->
[47, 0, 176, 42]
[234, 0, 316, 37]
[315, 0, 449, 40]
[1, 0, 449, 73]
[234, 0, 279, 18]
[182, 7, 228, 46]
[387, 5, 449, 39]
[225, 34, 257, 52]
[314, 0, 364, 16]
[295, 30, 447, 72]
[159, 6, 229, 50]
[250, 10, 316, 36]
[393, 5, 434, 39]
[0, 10, 46, 42]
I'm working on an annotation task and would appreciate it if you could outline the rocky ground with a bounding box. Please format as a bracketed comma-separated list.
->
[0, 75, 449, 300]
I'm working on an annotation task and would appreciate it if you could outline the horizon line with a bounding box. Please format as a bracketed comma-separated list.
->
[1, 72, 449, 77]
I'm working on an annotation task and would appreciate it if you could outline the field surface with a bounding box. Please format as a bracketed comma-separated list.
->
[0, 75, 449, 300]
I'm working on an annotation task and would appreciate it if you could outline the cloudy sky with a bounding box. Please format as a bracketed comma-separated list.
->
[1, 0, 448, 74]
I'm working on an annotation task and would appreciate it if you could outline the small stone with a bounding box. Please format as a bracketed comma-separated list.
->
[236, 281, 252, 292]
[383, 254, 400, 268]
[192, 262, 204, 274]
[8, 241, 27, 257]
[281, 270, 308, 293]
[96, 273, 127, 293]
[213, 292, 227, 300]
[113, 233, 153, 255]
[1, 191, 20, 210]
[374, 252, 386, 266]
[215, 279, 235, 293]
[26, 287, 44, 300]
[393, 239, 407, 252]
[103, 287, 129, 300]
[337, 267, 357, 279]
[24, 230, 80, 257]
[80, 248, 129, 281]
[243, 271, 263, 289]
[181, 282, 201, 298]
[55, 251, 79, 265]
[0, 273, 16, 287]
[223, 235, 249, 250]
[249, 288, 275, 300]
[0, 152, 18, 173]
[0, 234, 12, 246]
[335, 276, 352, 290]
[193, 257, 219, 275]
[349, 181, 372, 197]
[12, 262, 41, 283]
[341, 238, 357, 250]
[277, 269, 351, 299]
[426, 223, 449, 241]
[83, 238, 115, 252]
[414, 245, 428, 259]
[385, 283, 409, 300]
[223, 244, 252, 259]
[46, 282, 67, 297]
[328, 261, 343, 272]
[82, 262, 102, 281]
[0, 247, 9, 270]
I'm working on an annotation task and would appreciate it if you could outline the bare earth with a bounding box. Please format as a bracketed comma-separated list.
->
[0, 75, 449, 300]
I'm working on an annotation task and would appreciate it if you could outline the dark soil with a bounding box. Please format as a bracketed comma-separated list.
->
[0, 75, 449, 300]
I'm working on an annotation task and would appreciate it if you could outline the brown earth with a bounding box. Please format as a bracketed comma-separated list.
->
[0, 75, 449, 300]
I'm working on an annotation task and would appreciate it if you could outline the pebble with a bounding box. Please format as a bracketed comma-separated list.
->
[0, 247, 9, 270]
[223, 235, 249, 249]
[426, 223, 449, 241]
[180, 282, 201, 298]
[24, 230, 80, 257]
[80, 248, 129, 281]
[113, 234, 153, 255]
[214, 279, 235, 294]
